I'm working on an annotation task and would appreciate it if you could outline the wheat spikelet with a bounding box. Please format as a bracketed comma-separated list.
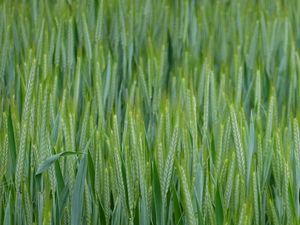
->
[118, 0, 127, 50]
[0, 134, 8, 180]
[42, 54, 48, 80]
[253, 172, 259, 225]
[114, 146, 128, 215]
[145, 160, 152, 217]
[179, 166, 196, 225]
[235, 66, 243, 106]
[47, 133, 56, 191]
[203, 69, 210, 138]
[185, 87, 192, 124]
[268, 198, 280, 225]
[49, 93, 55, 124]
[223, 117, 231, 153]
[63, 207, 70, 225]
[121, 108, 129, 149]
[36, 83, 43, 138]
[15, 60, 36, 189]
[36, 20, 45, 65]
[95, 62, 105, 127]
[0, 113, 8, 179]
[272, 132, 282, 188]
[89, 111, 95, 149]
[224, 152, 235, 209]
[207, 198, 216, 225]
[233, 174, 240, 214]
[157, 142, 164, 189]
[13, 112, 21, 152]
[54, 25, 61, 66]
[61, 116, 74, 190]
[79, 104, 90, 153]
[162, 125, 178, 203]
[165, 106, 171, 142]
[30, 97, 36, 148]
[39, 87, 48, 162]
[219, 159, 229, 186]
[265, 96, 274, 146]
[24, 185, 33, 225]
[239, 177, 246, 208]
[137, 137, 150, 222]
[191, 94, 198, 183]
[283, 162, 291, 224]
[0, 26, 9, 80]
[94, 131, 101, 197]
[275, 132, 284, 189]
[129, 113, 139, 185]
[181, 127, 189, 169]
[103, 167, 110, 225]
[0, 139, 3, 178]
[139, 71, 150, 108]
[203, 170, 210, 223]
[230, 106, 246, 177]
[210, 72, 217, 122]
[215, 125, 224, 179]
[95, 0, 104, 42]
[293, 118, 300, 168]
[69, 114, 76, 151]
[257, 135, 263, 177]
[147, 184, 152, 219]
[67, 19, 74, 70]
[112, 115, 120, 150]
[125, 149, 134, 217]
[218, 73, 225, 106]
[82, 13, 92, 60]
[237, 203, 246, 225]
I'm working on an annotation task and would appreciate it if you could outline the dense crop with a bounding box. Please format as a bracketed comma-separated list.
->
[0, 0, 300, 224]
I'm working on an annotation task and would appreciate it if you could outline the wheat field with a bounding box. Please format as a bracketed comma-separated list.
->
[0, 0, 300, 224]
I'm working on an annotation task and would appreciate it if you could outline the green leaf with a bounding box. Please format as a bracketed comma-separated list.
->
[3, 194, 11, 225]
[71, 155, 87, 225]
[152, 162, 162, 225]
[215, 186, 224, 225]
[35, 151, 78, 176]
[7, 109, 16, 178]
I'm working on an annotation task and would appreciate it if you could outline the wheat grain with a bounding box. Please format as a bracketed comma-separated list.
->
[230, 106, 246, 177]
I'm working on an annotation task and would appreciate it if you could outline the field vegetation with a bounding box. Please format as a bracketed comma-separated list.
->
[0, 0, 300, 224]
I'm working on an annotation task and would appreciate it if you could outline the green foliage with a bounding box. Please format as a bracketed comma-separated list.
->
[0, 0, 300, 224]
